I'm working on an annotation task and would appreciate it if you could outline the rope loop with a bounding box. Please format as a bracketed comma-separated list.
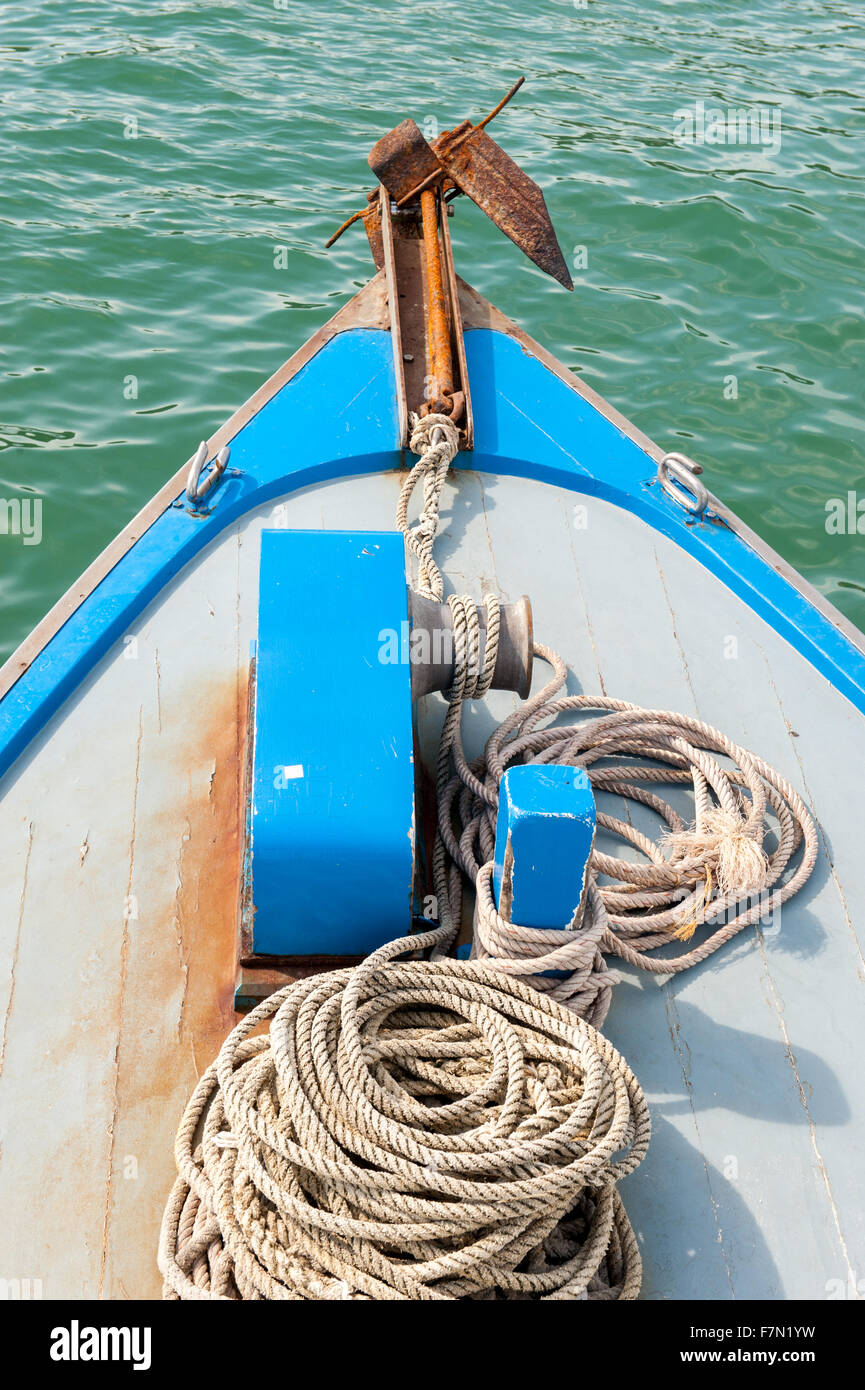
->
[473, 868, 618, 1028]
[395, 440, 816, 991]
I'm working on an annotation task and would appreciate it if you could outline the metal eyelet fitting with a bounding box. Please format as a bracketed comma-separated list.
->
[186, 442, 231, 508]
[658, 451, 709, 518]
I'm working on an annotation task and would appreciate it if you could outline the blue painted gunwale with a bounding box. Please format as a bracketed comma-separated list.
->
[1, 313, 864, 784]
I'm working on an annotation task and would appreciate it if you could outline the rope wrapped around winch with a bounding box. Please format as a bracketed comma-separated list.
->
[158, 927, 649, 1301]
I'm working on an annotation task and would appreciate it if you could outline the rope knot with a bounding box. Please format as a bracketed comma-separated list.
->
[665, 808, 769, 899]
[408, 411, 460, 461]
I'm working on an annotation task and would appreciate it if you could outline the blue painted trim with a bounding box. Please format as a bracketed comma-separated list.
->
[1, 318, 863, 785]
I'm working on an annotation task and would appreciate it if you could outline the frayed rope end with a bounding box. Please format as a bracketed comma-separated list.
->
[665, 809, 770, 939]
[665, 809, 770, 898]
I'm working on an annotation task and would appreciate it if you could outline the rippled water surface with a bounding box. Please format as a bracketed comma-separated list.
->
[2, 0, 864, 658]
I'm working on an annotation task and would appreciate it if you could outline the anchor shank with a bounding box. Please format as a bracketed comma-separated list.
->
[419, 189, 454, 415]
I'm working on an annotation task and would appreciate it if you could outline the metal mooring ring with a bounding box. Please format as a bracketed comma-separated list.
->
[186, 442, 231, 507]
[658, 451, 709, 518]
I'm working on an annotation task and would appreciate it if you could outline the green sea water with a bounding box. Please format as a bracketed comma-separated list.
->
[2, 0, 864, 661]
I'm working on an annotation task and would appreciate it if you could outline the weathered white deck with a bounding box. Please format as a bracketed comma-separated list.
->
[1, 469, 863, 1300]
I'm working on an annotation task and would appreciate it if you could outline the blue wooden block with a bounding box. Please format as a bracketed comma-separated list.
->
[250, 530, 414, 955]
[493, 765, 596, 929]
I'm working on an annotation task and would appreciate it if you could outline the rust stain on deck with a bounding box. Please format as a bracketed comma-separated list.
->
[174, 665, 248, 1071]
[101, 664, 249, 1299]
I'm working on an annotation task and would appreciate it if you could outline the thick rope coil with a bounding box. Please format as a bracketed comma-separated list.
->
[159, 928, 649, 1301]
[437, 642, 818, 981]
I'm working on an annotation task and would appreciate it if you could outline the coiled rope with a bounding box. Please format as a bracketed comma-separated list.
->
[159, 927, 649, 1301]
[440, 642, 819, 990]
[404, 417, 817, 1006]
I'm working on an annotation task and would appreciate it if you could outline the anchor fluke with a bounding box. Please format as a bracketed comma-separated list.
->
[437, 126, 573, 289]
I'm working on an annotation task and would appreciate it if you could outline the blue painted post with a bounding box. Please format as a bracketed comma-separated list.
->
[249, 529, 415, 956]
[493, 765, 596, 933]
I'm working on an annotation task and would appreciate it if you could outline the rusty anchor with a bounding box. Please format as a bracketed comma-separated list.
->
[326, 78, 572, 445]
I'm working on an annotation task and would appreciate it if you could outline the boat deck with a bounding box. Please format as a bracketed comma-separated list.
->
[1, 469, 863, 1300]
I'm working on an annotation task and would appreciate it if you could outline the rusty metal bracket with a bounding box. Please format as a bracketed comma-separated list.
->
[380, 186, 473, 448]
[380, 188, 408, 448]
[438, 194, 472, 445]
